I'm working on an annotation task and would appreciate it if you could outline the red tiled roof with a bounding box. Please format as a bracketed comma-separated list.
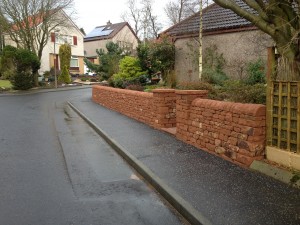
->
[12, 13, 44, 30]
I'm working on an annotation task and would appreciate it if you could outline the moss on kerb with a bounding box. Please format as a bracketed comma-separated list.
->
[192, 99, 266, 117]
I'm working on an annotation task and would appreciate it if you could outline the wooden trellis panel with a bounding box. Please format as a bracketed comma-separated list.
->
[269, 81, 300, 153]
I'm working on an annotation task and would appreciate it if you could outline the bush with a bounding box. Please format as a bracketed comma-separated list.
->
[80, 77, 90, 82]
[137, 35, 175, 80]
[125, 84, 144, 91]
[58, 66, 71, 84]
[8, 47, 40, 90]
[202, 68, 228, 86]
[0, 45, 17, 80]
[50, 67, 61, 77]
[217, 80, 266, 104]
[245, 59, 266, 85]
[202, 44, 228, 85]
[143, 84, 167, 92]
[59, 44, 71, 71]
[148, 35, 175, 80]
[11, 71, 34, 90]
[111, 56, 147, 88]
[84, 42, 125, 80]
[43, 71, 51, 78]
[176, 81, 214, 91]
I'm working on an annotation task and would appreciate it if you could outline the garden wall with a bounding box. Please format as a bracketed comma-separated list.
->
[176, 92, 266, 166]
[92, 86, 176, 129]
[92, 86, 266, 167]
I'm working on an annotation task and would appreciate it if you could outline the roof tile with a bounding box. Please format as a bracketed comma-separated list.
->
[84, 22, 128, 41]
[164, 0, 254, 37]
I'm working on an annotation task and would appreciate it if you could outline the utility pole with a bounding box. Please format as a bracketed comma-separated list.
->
[53, 29, 60, 88]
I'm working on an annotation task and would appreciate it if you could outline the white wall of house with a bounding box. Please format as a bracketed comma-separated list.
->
[3, 11, 84, 75]
[40, 15, 84, 74]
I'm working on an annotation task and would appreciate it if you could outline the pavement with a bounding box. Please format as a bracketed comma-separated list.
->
[69, 95, 300, 225]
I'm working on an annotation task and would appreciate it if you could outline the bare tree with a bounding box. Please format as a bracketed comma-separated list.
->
[121, 0, 142, 37]
[213, 0, 300, 80]
[122, 0, 161, 40]
[141, 0, 161, 39]
[0, 0, 74, 60]
[164, 0, 212, 25]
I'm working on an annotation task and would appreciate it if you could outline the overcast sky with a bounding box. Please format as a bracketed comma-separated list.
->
[74, 0, 170, 35]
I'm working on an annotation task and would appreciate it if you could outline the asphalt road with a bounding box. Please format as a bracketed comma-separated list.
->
[0, 88, 184, 225]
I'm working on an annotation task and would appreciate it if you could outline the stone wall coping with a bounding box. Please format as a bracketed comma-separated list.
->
[93, 85, 153, 98]
[192, 98, 266, 116]
[175, 90, 209, 95]
[152, 89, 175, 93]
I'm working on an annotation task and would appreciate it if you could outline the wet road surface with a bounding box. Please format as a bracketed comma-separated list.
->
[0, 88, 184, 225]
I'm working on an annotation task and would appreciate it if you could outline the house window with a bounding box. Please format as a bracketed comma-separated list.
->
[56, 35, 73, 45]
[70, 56, 79, 68]
[117, 41, 133, 51]
[51, 33, 78, 46]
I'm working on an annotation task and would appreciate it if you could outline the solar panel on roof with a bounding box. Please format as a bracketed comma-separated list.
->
[85, 26, 114, 38]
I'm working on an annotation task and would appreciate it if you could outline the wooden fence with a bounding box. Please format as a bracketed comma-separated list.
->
[267, 81, 300, 153]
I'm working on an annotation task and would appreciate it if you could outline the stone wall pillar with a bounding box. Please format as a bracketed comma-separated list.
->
[152, 89, 176, 128]
[175, 90, 208, 141]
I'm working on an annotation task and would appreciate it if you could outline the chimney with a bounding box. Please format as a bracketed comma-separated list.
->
[107, 20, 112, 26]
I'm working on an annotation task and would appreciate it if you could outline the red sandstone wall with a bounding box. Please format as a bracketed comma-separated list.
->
[92, 86, 176, 128]
[93, 85, 155, 126]
[176, 97, 266, 166]
[152, 89, 176, 128]
[92, 85, 266, 167]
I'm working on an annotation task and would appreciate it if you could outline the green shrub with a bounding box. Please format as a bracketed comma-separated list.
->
[111, 56, 146, 88]
[176, 81, 218, 99]
[202, 67, 228, 86]
[59, 66, 71, 84]
[84, 42, 125, 80]
[202, 45, 228, 85]
[125, 84, 144, 91]
[110, 74, 123, 88]
[80, 77, 90, 82]
[137, 43, 153, 76]
[0, 45, 17, 80]
[217, 80, 266, 104]
[11, 71, 34, 90]
[144, 84, 167, 92]
[245, 59, 266, 85]
[43, 71, 51, 78]
[137, 35, 175, 80]
[8, 48, 40, 90]
[176, 81, 214, 91]
[148, 35, 175, 80]
[59, 44, 71, 71]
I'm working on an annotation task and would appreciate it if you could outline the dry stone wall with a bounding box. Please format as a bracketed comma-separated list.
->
[92, 85, 266, 167]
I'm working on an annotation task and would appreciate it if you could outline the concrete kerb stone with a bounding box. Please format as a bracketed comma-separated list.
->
[0, 86, 91, 97]
[250, 160, 300, 189]
[67, 101, 213, 225]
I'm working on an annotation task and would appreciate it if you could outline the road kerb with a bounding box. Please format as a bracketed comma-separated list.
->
[68, 101, 213, 225]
